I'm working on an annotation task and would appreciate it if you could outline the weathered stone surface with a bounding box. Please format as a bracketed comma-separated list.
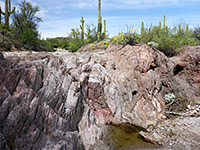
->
[0, 45, 200, 150]
[170, 46, 200, 103]
[139, 117, 200, 150]
[0, 132, 10, 150]
[0, 52, 85, 150]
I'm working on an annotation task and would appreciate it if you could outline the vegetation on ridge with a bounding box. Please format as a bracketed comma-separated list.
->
[0, 0, 200, 55]
[0, 0, 52, 51]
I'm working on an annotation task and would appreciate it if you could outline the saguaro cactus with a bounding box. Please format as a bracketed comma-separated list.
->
[186, 24, 189, 33]
[141, 21, 144, 34]
[97, 0, 102, 41]
[163, 15, 166, 31]
[159, 21, 161, 30]
[103, 19, 106, 38]
[178, 24, 182, 35]
[1, 0, 15, 28]
[80, 16, 85, 41]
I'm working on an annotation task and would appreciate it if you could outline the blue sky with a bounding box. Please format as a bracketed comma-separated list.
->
[1, 0, 200, 38]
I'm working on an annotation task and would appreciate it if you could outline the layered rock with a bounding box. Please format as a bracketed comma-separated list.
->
[0, 45, 199, 150]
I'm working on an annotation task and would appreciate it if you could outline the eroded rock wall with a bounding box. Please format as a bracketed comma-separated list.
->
[0, 45, 199, 150]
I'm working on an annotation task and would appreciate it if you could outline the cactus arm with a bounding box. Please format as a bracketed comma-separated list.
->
[1, 11, 5, 15]
[1, 7, 5, 15]
[9, 7, 15, 14]
[8, 0, 15, 14]
[9, 0, 11, 11]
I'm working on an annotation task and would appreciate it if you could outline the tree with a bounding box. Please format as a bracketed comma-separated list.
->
[12, 0, 42, 50]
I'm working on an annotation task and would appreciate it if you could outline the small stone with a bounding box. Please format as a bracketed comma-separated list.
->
[191, 106, 196, 110]
[162, 115, 167, 119]
[187, 105, 191, 110]
[192, 110, 198, 114]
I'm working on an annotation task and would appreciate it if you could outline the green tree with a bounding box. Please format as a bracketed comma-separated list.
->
[12, 0, 42, 50]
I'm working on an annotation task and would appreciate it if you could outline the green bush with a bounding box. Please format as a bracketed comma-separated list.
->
[38, 39, 54, 52]
[60, 42, 69, 49]
[110, 28, 140, 46]
[67, 28, 84, 52]
[193, 26, 200, 41]
[85, 24, 98, 43]
[139, 22, 199, 56]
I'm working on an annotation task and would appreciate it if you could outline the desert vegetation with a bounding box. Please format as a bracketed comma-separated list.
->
[0, 0, 52, 51]
[0, 0, 200, 56]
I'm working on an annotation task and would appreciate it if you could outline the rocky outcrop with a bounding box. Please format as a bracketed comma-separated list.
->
[0, 45, 200, 150]
[0, 52, 84, 150]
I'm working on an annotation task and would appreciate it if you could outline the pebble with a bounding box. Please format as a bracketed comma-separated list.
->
[184, 104, 200, 117]
[187, 105, 191, 110]
[192, 110, 197, 114]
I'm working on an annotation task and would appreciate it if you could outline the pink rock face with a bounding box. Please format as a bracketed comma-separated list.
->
[87, 82, 112, 124]
[88, 82, 106, 108]
[0, 45, 200, 150]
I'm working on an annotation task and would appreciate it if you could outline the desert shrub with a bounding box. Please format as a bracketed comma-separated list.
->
[67, 28, 85, 52]
[139, 23, 199, 56]
[110, 28, 140, 46]
[0, 26, 21, 51]
[60, 41, 69, 49]
[85, 24, 98, 43]
[193, 26, 200, 41]
[46, 38, 60, 48]
[38, 39, 54, 52]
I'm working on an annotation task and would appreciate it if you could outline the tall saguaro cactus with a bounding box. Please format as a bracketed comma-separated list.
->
[141, 21, 144, 35]
[97, 0, 102, 41]
[103, 19, 106, 38]
[1, 0, 15, 28]
[159, 21, 161, 30]
[80, 16, 85, 41]
[186, 24, 189, 33]
[163, 15, 166, 31]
